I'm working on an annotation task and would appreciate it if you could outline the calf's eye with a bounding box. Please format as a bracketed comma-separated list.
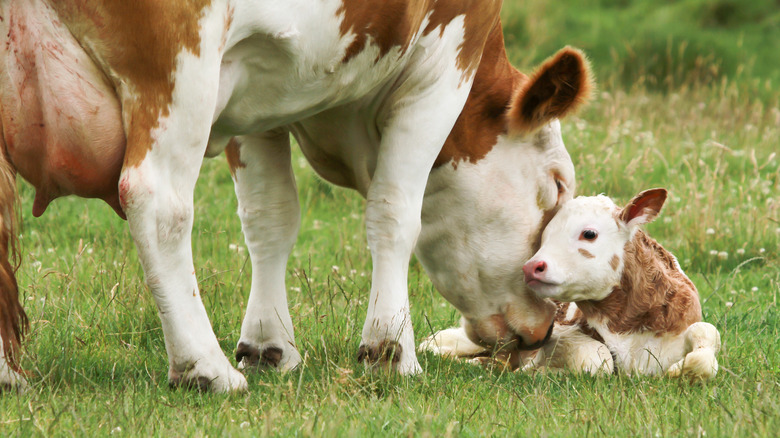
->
[580, 229, 598, 241]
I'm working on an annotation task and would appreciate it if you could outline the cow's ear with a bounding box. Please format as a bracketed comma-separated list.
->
[508, 46, 593, 134]
[619, 188, 668, 228]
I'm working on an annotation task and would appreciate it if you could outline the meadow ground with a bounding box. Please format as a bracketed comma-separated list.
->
[1, 2, 778, 437]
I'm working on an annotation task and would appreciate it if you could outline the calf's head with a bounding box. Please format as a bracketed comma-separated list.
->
[523, 188, 668, 302]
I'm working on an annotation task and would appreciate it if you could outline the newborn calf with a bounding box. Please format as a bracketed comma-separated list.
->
[522, 188, 721, 379]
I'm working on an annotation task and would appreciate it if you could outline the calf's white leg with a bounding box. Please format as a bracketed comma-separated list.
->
[419, 324, 487, 358]
[230, 132, 302, 371]
[666, 322, 721, 380]
[523, 324, 614, 376]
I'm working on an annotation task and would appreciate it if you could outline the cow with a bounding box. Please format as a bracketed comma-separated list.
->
[423, 189, 721, 380]
[0, 0, 592, 392]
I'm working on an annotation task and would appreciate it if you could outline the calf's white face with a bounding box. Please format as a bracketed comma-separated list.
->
[523, 189, 668, 302]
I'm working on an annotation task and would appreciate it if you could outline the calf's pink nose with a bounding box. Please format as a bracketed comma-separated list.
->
[523, 260, 547, 283]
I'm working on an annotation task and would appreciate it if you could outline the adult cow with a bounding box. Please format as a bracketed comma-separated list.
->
[0, 0, 591, 391]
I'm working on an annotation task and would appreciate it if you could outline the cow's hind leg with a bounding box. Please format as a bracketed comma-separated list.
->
[0, 350, 26, 392]
[121, 133, 247, 392]
[229, 132, 302, 372]
[667, 322, 721, 380]
[0, 149, 27, 391]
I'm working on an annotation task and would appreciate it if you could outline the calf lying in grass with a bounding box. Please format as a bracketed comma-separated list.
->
[522, 188, 721, 379]
[422, 188, 721, 380]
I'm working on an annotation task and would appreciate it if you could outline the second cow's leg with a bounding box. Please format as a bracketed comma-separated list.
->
[230, 132, 302, 371]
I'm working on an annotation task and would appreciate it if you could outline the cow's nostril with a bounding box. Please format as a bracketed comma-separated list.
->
[535, 261, 546, 273]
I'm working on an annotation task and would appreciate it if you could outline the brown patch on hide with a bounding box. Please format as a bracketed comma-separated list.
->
[338, 0, 430, 63]
[609, 254, 621, 271]
[432, 16, 520, 167]
[507, 47, 593, 134]
[528, 206, 559, 255]
[51, 0, 213, 168]
[339, 0, 501, 79]
[578, 248, 595, 259]
[472, 314, 510, 345]
[423, 0, 502, 80]
[224, 138, 245, 178]
[576, 230, 701, 336]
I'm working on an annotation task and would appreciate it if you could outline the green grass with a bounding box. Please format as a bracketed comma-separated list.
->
[2, 1, 779, 436]
[502, 0, 780, 99]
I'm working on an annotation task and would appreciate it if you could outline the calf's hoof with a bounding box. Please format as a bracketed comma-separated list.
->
[667, 349, 718, 381]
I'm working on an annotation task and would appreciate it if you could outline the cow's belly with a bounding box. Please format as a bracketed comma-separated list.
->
[209, 3, 412, 161]
[0, 0, 125, 217]
[289, 98, 389, 195]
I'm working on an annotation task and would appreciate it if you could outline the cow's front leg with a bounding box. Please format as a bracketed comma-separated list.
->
[358, 175, 425, 374]
[228, 132, 302, 372]
[358, 76, 472, 374]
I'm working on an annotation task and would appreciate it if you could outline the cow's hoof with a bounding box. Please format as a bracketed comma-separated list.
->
[0, 366, 28, 393]
[168, 361, 247, 393]
[357, 340, 402, 366]
[358, 340, 421, 374]
[235, 341, 300, 372]
[169, 375, 214, 392]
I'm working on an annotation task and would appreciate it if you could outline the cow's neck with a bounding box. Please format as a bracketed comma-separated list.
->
[577, 230, 702, 336]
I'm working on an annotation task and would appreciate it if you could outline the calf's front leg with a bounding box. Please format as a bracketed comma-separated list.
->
[666, 322, 721, 380]
[523, 324, 613, 375]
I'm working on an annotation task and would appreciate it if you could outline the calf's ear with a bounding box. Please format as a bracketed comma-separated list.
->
[620, 188, 668, 228]
[508, 46, 593, 134]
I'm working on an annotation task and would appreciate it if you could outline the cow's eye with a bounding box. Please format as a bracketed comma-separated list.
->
[580, 229, 598, 241]
[555, 179, 563, 194]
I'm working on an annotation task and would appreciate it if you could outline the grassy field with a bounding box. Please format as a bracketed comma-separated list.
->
[2, 1, 779, 437]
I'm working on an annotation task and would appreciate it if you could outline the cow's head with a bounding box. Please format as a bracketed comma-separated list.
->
[418, 47, 593, 352]
[523, 189, 668, 302]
